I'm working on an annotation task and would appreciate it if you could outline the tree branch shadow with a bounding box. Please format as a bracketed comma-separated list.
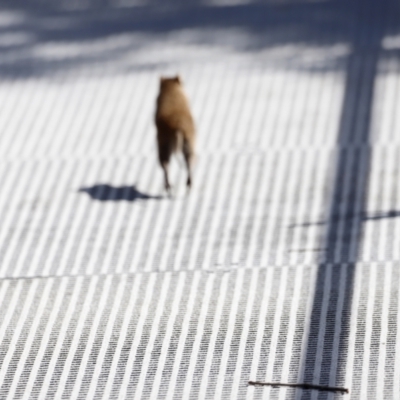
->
[0, 0, 398, 78]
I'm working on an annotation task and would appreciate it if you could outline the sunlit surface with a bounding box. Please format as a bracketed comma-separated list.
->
[0, 0, 399, 398]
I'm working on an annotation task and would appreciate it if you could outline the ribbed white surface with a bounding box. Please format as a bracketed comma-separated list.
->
[0, 0, 399, 398]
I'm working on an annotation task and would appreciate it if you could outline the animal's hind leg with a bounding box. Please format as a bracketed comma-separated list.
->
[158, 141, 173, 195]
[182, 139, 195, 190]
[162, 162, 171, 194]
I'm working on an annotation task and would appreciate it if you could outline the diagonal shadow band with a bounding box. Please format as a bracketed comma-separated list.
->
[298, 0, 397, 394]
[79, 184, 163, 201]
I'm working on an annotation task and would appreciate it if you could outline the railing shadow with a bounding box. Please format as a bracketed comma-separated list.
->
[291, 210, 400, 228]
[296, 0, 400, 396]
[299, 0, 380, 393]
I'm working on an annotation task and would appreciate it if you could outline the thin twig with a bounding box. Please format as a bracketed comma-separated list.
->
[248, 381, 349, 394]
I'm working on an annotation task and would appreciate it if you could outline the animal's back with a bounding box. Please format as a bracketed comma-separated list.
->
[155, 78, 195, 141]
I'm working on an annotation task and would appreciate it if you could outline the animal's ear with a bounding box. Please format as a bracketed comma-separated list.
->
[175, 75, 182, 84]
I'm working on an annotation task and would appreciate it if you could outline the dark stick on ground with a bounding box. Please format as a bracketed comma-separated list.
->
[248, 381, 349, 394]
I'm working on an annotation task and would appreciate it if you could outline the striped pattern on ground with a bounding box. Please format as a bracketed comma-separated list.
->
[0, 264, 398, 399]
[0, 0, 399, 398]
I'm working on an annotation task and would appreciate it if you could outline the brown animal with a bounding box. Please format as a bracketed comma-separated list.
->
[155, 76, 196, 194]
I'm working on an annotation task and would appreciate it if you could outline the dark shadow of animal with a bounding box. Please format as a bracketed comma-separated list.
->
[79, 184, 162, 201]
